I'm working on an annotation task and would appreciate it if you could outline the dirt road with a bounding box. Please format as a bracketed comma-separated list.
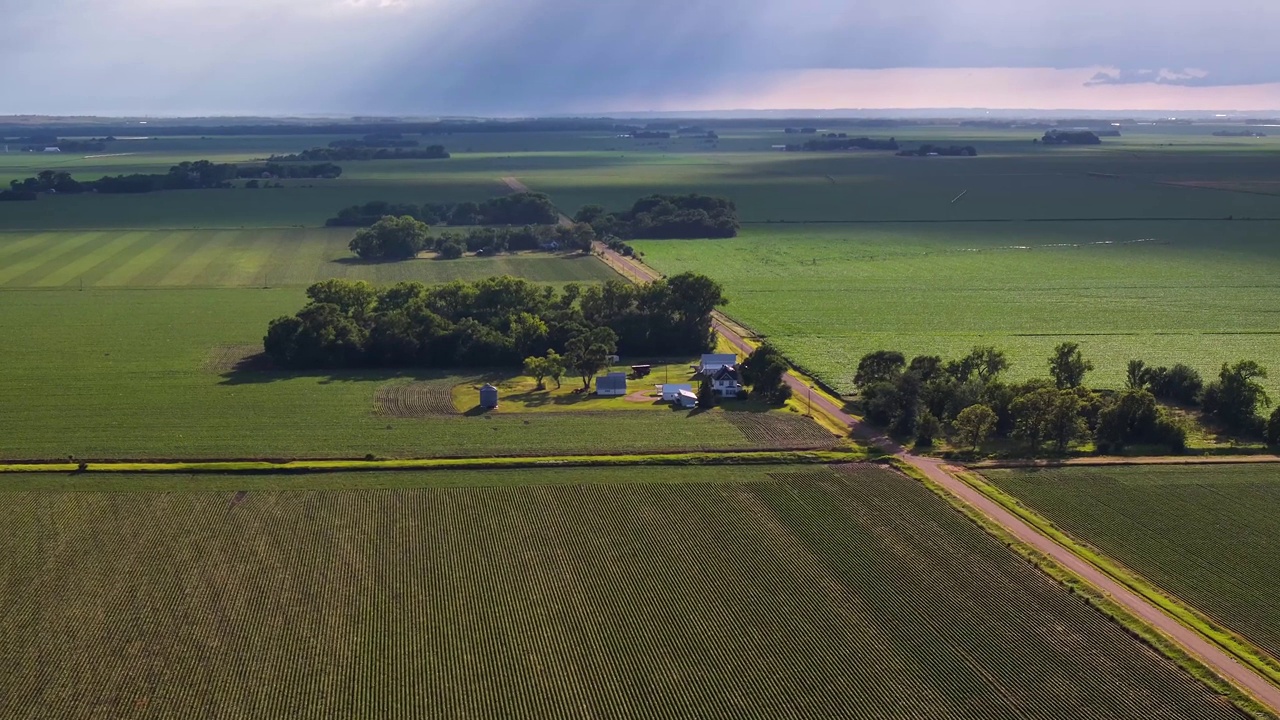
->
[501, 176, 575, 226]
[590, 228, 1280, 714]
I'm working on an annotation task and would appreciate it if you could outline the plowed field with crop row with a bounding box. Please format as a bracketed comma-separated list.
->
[0, 465, 1246, 719]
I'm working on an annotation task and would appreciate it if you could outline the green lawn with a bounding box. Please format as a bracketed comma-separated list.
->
[634, 221, 1280, 395]
[0, 464, 1245, 719]
[984, 464, 1280, 663]
[0, 229, 615, 288]
[0, 288, 835, 460]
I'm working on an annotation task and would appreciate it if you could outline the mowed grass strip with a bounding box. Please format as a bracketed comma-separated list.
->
[985, 464, 1280, 663]
[0, 230, 618, 289]
[0, 465, 1248, 718]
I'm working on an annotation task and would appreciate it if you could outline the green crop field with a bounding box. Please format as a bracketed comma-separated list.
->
[0, 464, 1246, 719]
[0, 287, 836, 460]
[985, 463, 1280, 662]
[634, 220, 1280, 395]
[0, 229, 615, 288]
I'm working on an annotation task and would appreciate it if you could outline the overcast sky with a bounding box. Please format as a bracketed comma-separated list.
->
[3, 0, 1278, 115]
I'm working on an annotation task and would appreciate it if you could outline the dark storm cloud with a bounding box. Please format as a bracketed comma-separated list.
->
[1, 0, 1276, 114]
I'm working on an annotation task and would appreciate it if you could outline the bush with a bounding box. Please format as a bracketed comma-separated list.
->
[1267, 407, 1280, 447]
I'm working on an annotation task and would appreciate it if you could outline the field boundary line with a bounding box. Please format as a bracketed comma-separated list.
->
[973, 454, 1280, 469]
[0, 449, 866, 475]
[737, 217, 1280, 225]
[890, 458, 1280, 720]
[956, 465, 1280, 695]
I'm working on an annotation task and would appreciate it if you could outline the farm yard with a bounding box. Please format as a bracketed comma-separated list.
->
[0, 464, 1249, 719]
[985, 464, 1280, 661]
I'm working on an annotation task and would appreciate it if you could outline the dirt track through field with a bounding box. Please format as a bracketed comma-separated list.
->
[568, 179, 1280, 714]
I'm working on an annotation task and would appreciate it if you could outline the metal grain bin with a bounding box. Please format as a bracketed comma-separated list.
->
[479, 383, 499, 410]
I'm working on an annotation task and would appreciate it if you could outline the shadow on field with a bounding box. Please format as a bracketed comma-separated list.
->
[219, 364, 447, 387]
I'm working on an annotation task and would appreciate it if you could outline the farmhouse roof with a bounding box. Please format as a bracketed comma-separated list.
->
[700, 353, 737, 367]
[597, 372, 628, 392]
[712, 365, 740, 382]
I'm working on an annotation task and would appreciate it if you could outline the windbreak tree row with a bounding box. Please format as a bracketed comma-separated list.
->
[327, 192, 561, 227]
[263, 273, 725, 371]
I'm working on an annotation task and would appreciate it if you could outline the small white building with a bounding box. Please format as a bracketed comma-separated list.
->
[43, 147, 62, 153]
[698, 353, 737, 376]
[675, 389, 698, 409]
[660, 383, 694, 402]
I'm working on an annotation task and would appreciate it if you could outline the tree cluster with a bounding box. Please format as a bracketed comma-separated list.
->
[854, 343, 1195, 454]
[740, 344, 793, 405]
[346, 215, 595, 262]
[787, 137, 899, 152]
[896, 145, 978, 157]
[575, 194, 739, 240]
[8, 161, 340, 198]
[1041, 130, 1102, 145]
[269, 145, 449, 162]
[629, 131, 671, 139]
[326, 192, 559, 228]
[263, 273, 724, 373]
[1127, 359, 1271, 436]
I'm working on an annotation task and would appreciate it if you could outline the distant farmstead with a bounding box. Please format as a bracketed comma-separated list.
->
[43, 147, 62, 153]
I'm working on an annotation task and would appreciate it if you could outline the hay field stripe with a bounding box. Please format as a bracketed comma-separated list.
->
[95, 231, 192, 287]
[0, 232, 104, 286]
[0, 232, 61, 264]
[156, 230, 237, 286]
[209, 231, 283, 287]
[125, 231, 206, 287]
[31, 231, 153, 287]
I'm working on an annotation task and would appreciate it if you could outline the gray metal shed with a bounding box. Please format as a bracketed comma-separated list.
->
[596, 372, 628, 397]
[479, 383, 499, 409]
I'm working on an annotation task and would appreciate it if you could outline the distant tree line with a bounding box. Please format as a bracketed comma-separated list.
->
[629, 131, 671, 139]
[896, 144, 978, 157]
[346, 215, 595, 261]
[330, 133, 420, 148]
[787, 137, 900, 152]
[326, 192, 560, 228]
[269, 145, 449, 162]
[574, 194, 739, 240]
[262, 273, 725, 372]
[1040, 130, 1102, 145]
[784, 127, 819, 134]
[855, 343, 1277, 454]
[5, 160, 341, 199]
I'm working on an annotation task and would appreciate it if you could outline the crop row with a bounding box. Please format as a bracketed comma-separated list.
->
[0, 468, 1247, 718]
[986, 464, 1280, 660]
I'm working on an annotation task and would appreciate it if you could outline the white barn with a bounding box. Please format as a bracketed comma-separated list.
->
[660, 383, 694, 402]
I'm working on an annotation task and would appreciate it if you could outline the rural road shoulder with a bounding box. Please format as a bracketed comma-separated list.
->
[586, 223, 1280, 714]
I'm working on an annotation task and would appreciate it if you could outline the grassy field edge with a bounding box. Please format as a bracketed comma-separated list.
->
[0, 449, 867, 475]
[885, 458, 1280, 720]
[952, 463, 1280, 696]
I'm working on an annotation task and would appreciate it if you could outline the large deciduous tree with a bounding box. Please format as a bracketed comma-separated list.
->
[1049, 342, 1093, 390]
